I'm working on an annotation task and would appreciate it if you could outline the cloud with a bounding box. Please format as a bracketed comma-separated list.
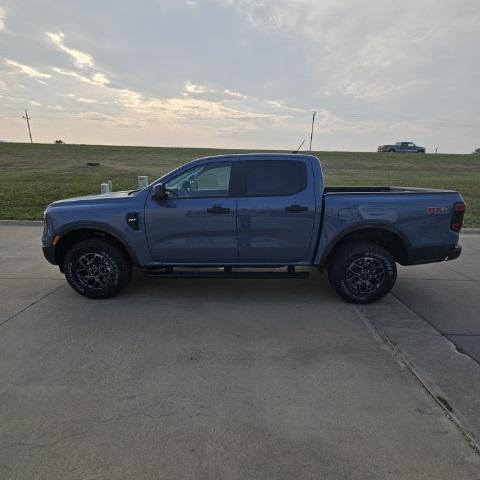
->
[76, 97, 100, 104]
[224, 89, 247, 100]
[91, 72, 110, 86]
[46, 32, 95, 69]
[341, 79, 428, 100]
[0, 7, 6, 31]
[51, 67, 109, 86]
[184, 81, 248, 101]
[4, 59, 51, 79]
[78, 111, 143, 128]
[184, 81, 205, 94]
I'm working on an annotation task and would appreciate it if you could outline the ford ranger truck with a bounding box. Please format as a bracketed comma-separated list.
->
[42, 153, 464, 303]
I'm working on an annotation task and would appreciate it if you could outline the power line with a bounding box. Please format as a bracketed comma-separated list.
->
[22, 109, 33, 143]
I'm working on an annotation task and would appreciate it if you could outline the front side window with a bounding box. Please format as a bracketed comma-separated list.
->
[165, 162, 231, 198]
[244, 160, 307, 196]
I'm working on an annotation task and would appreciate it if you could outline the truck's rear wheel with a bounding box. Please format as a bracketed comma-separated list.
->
[328, 242, 397, 304]
[63, 238, 132, 299]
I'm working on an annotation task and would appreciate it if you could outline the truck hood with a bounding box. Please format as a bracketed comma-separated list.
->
[49, 190, 135, 208]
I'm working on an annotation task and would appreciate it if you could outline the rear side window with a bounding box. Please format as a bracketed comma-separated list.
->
[244, 160, 307, 196]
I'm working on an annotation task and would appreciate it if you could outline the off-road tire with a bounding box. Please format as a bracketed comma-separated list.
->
[328, 241, 397, 304]
[64, 238, 132, 299]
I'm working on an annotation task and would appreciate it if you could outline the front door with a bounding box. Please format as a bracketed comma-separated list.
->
[237, 159, 316, 263]
[145, 161, 238, 263]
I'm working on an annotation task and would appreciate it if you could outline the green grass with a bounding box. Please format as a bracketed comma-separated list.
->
[1, 143, 479, 226]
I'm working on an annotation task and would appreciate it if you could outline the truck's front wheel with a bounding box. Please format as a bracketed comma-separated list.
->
[63, 238, 132, 299]
[328, 242, 397, 304]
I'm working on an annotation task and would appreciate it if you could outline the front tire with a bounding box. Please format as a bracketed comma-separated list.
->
[64, 238, 132, 299]
[327, 242, 397, 304]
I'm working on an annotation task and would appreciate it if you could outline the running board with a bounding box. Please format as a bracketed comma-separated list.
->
[144, 267, 309, 280]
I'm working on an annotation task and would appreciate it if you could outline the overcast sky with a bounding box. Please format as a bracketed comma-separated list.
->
[0, 0, 479, 152]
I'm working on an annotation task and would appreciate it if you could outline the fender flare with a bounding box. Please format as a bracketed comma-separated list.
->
[54, 221, 140, 266]
[318, 223, 413, 266]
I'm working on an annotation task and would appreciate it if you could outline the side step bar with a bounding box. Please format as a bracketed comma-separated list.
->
[144, 266, 309, 280]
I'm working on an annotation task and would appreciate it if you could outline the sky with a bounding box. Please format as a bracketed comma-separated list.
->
[0, 0, 479, 152]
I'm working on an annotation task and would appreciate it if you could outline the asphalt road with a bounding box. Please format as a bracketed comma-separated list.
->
[1, 225, 479, 479]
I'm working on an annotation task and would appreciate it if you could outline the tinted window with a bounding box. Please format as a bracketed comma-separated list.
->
[245, 160, 307, 196]
[165, 162, 231, 198]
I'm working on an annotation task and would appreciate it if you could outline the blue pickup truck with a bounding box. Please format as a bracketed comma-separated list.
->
[42, 153, 465, 303]
[377, 142, 426, 153]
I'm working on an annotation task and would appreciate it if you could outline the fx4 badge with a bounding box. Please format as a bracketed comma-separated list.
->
[427, 206, 449, 215]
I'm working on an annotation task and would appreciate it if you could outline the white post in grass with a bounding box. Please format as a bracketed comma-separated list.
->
[100, 183, 110, 194]
[107, 180, 113, 192]
[138, 176, 149, 189]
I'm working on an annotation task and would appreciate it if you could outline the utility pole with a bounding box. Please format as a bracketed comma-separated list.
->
[309, 111, 316, 152]
[22, 109, 33, 143]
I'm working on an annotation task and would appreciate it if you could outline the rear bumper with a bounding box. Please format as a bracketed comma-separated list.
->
[446, 245, 462, 261]
[407, 244, 461, 265]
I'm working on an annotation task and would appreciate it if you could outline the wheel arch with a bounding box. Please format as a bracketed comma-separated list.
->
[321, 225, 411, 266]
[54, 224, 139, 271]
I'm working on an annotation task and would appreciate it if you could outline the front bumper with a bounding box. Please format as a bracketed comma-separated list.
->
[446, 245, 462, 261]
[42, 245, 57, 265]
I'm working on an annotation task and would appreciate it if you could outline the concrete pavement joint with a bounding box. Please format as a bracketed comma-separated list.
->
[356, 303, 480, 456]
[0, 283, 65, 328]
[390, 291, 480, 368]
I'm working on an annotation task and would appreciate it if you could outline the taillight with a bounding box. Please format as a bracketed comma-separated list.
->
[451, 202, 466, 232]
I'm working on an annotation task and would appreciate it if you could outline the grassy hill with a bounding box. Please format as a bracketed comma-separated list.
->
[0, 142, 479, 226]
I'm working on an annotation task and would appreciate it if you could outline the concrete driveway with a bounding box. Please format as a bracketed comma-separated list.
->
[0, 225, 479, 479]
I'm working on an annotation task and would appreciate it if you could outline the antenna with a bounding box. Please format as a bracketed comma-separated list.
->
[292, 139, 305, 154]
[22, 109, 33, 143]
[309, 111, 316, 152]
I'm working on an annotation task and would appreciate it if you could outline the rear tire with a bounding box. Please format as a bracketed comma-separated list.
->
[63, 238, 132, 299]
[327, 242, 397, 304]
[388, 148, 396, 153]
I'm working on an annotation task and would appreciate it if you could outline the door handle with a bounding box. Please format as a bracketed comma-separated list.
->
[285, 205, 308, 212]
[207, 205, 231, 214]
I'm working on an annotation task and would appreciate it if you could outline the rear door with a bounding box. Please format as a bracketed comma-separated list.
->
[236, 159, 316, 263]
[145, 160, 239, 263]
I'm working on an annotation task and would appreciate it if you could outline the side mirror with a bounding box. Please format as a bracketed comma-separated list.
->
[152, 183, 167, 201]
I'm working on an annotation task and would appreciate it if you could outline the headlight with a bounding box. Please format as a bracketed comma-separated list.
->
[43, 213, 53, 237]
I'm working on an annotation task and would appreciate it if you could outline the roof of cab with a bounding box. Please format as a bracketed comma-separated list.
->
[196, 153, 320, 162]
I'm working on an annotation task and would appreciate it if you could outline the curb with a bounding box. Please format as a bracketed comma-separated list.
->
[0, 220, 44, 226]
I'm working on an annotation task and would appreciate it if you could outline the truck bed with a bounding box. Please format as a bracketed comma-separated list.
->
[324, 186, 457, 194]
